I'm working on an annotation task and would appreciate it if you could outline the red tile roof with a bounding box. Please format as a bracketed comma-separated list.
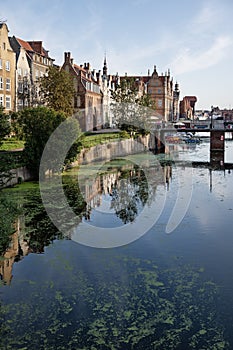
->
[74, 63, 86, 73]
[16, 38, 33, 51]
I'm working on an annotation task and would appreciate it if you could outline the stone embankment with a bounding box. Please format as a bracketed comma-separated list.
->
[2, 136, 151, 187]
[76, 136, 150, 165]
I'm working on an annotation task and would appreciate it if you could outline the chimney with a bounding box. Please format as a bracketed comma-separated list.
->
[64, 52, 71, 63]
[96, 71, 100, 84]
[28, 41, 43, 54]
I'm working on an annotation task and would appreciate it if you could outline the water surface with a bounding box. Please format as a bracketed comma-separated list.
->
[1, 139, 233, 349]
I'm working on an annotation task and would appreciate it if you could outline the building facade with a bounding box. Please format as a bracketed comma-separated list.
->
[120, 66, 180, 122]
[100, 56, 119, 127]
[179, 96, 197, 119]
[0, 22, 16, 112]
[10, 37, 55, 110]
[62, 52, 103, 131]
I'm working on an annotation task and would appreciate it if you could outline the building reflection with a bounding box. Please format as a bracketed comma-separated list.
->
[0, 160, 173, 285]
[0, 216, 30, 285]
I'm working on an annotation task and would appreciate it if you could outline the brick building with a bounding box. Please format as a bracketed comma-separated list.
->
[179, 96, 197, 119]
[62, 52, 103, 131]
[120, 66, 180, 122]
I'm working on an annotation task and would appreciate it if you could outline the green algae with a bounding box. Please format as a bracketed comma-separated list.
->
[0, 256, 229, 350]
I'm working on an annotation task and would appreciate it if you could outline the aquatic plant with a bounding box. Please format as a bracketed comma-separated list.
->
[0, 256, 228, 349]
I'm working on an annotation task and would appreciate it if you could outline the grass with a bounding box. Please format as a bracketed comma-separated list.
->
[82, 131, 130, 149]
[0, 138, 25, 151]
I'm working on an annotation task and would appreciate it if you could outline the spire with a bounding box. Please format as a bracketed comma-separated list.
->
[175, 81, 179, 91]
[103, 52, 107, 77]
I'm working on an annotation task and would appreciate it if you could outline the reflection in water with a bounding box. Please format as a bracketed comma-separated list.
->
[80, 161, 150, 224]
[1, 149, 233, 349]
[0, 159, 171, 284]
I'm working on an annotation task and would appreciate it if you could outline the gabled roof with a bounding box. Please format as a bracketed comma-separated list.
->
[16, 37, 33, 52]
[16, 38, 53, 59]
[74, 63, 86, 73]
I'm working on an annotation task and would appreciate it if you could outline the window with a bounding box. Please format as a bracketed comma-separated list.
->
[0, 94, 3, 106]
[18, 82, 23, 93]
[3, 43, 6, 50]
[18, 67, 22, 76]
[0, 59, 2, 69]
[6, 61, 10, 71]
[24, 69, 28, 76]
[6, 78, 11, 91]
[5, 96, 11, 109]
[0, 77, 3, 90]
[35, 70, 39, 78]
[157, 99, 163, 107]
[157, 89, 161, 94]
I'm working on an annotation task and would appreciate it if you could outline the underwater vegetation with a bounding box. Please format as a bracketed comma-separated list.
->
[0, 255, 228, 350]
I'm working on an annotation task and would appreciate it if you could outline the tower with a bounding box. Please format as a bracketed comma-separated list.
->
[103, 54, 107, 78]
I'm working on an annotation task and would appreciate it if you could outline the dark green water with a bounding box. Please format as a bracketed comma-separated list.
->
[0, 140, 233, 349]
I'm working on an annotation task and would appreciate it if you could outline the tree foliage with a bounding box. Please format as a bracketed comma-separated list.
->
[0, 106, 15, 188]
[39, 66, 75, 116]
[0, 106, 11, 146]
[111, 78, 156, 135]
[16, 106, 82, 178]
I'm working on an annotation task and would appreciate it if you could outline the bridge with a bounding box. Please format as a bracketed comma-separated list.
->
[152, 128, 233, 164]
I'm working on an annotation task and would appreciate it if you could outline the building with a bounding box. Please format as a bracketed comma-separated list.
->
[61, 52, 103, 131]
[9, 36, 32, 110]
[147, 66, 175, 122]
[0, 22, 16, 112]
[10, 37, 55, 110]
[120, 66, 180, 122]
[179, 96, 197, 119]
[100, 56, 119, 127]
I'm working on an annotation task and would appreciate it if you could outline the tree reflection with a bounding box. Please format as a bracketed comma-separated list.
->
[110, 166, 148, 223]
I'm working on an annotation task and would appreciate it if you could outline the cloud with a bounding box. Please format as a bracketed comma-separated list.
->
[169, 35, 233, 75]
[193, 2, 218, 28]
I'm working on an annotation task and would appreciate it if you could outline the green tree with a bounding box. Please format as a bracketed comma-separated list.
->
[18, 106, 82, 178]
[39, 66, 75, 116]
[0, 106, 15, 188]
[111, 79, 155, 135]
[0, 106, 11, 146]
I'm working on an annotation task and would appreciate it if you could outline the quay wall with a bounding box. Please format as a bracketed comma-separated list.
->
[71, 135, 150, 166]
[2, 166, 34, 188]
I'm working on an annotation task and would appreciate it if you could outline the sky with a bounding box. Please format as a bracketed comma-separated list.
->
[1, 0, 233, 110]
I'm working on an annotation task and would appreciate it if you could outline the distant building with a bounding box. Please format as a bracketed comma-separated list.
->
[61, 52, 103, 131]
[0, 22, 16, 112]
[179, 96, 197, 119]
[100, 56, 119, 127]
[120, 66, 180, 122]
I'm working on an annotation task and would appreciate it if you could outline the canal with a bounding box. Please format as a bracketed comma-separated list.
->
[0, 138, 233, 349]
